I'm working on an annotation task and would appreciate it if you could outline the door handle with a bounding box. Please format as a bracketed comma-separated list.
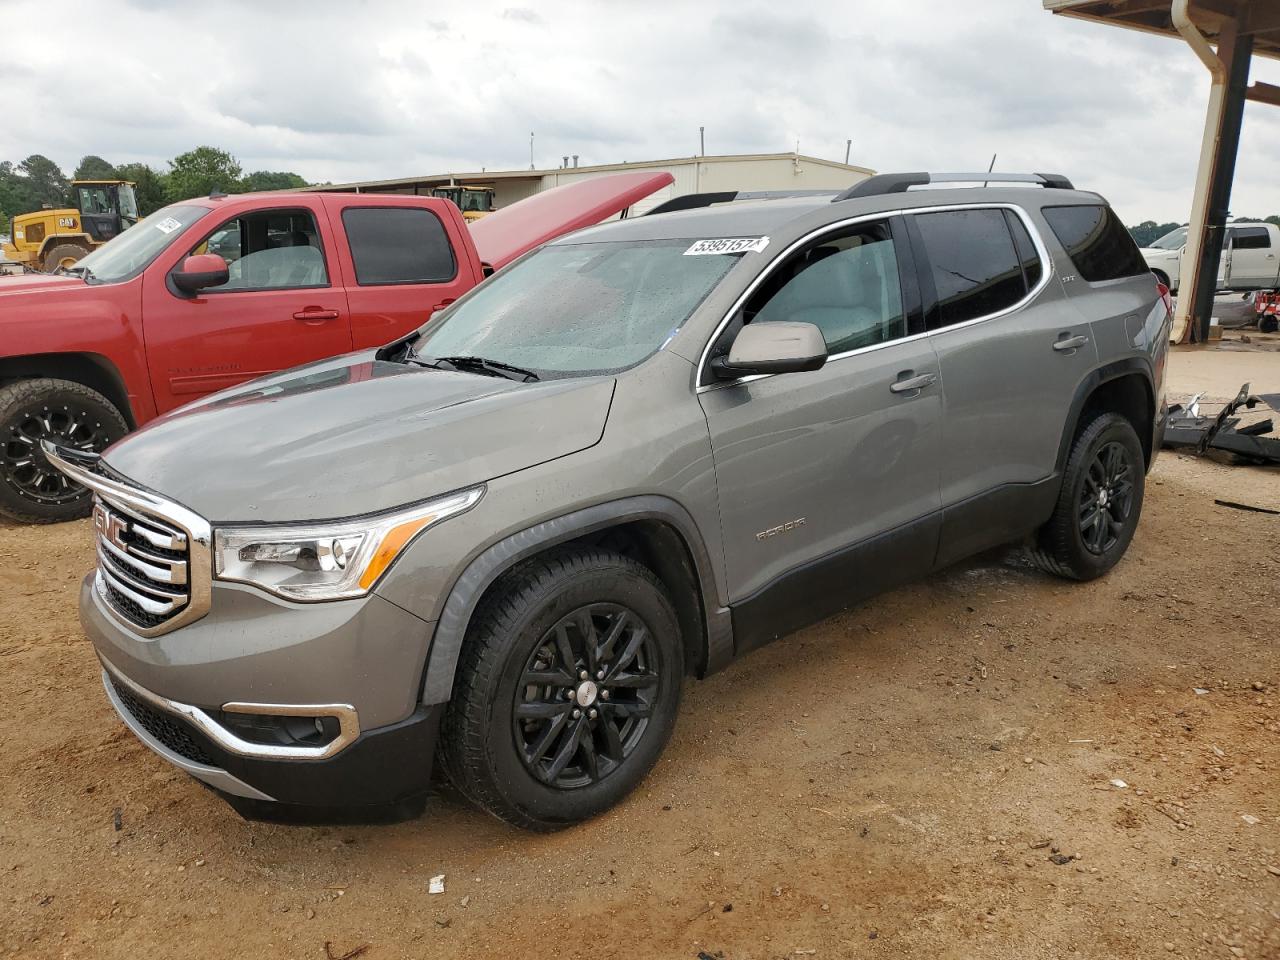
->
[1052, 334, 1089, 353]
[889, 372, 937, 394]
[293, 308, 340, 322]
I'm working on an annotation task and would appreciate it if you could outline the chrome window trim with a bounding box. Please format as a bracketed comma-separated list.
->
[101, 655, 361, 761]
[42, 442, 212, 639]
[694, 202, 1053, 393]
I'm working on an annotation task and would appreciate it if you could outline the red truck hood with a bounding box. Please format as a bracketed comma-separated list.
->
[469, 171, 674, 271]
[0, 273, 84, 295]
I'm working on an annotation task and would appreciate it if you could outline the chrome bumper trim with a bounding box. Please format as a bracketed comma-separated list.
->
[100, 655, 361, 761]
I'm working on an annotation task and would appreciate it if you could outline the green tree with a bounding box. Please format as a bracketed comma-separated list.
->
[1128, 220, 1182, 248]
[165, 146, 242, 203]
[240, 170, 308, 192]
[73, 155, 118, 181]
[116, 162, 169, 216]
[17, 154, 70, 208]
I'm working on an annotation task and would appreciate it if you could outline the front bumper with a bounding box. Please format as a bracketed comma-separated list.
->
[100, 656, 442, 813]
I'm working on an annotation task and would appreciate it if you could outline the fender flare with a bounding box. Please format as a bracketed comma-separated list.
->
[1054, 356, 1156, 475]
[419, 495, 732, 705]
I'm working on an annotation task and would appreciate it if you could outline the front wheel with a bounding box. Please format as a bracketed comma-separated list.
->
[0, 378, 129, 523]
[1029, 413, 1146, 581]
[439, 547, 683, 830]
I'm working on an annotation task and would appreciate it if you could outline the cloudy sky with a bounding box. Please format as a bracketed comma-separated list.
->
[4, 0, 1280, 224]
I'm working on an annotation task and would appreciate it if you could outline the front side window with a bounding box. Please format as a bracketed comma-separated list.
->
[743, 221, 906, 354]
[343, 207, 455, 285]
[72, 203, 210, 283]
[190, 209, 328, 291]
[1042, 204, 1149, 282]
[412, 239, 739, 377]
[914, 208, 1027, 329]
[1230, 226, 1271, 250]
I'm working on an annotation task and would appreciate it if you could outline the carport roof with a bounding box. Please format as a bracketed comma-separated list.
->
[1044, 0, 1280, 62]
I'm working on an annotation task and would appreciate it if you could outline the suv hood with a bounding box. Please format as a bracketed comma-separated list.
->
[102, 353, 615, 522]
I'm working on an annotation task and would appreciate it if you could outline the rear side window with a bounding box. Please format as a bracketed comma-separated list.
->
[914, 209, 1027, 329]
[342, 207, 456, 285]
[1231, 226, 1271, 250]
[1042, 204, 1148, 282]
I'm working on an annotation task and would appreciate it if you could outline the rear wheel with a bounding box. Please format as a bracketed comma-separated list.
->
[1029, 413, 1145, 581]
[0, 379, 128, 523]
[439, 547, 683, 830]
[42, 242, 90, 272]
[1261, 314, 1279, 334]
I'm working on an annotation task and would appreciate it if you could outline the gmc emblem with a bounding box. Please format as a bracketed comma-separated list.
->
[93, 503, 129, 552]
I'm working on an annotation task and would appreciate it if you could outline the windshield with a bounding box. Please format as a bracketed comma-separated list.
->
[1150, 227, 1187, 250]
[412, 239, 741, 377]
[72, 204, 209, 283]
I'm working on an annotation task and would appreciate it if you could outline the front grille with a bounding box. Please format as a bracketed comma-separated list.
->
[110, 677, 215, 766]
[93, 497, 191, 631]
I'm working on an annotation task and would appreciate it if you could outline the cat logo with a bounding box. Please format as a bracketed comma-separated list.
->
[755, 517, 806, 541]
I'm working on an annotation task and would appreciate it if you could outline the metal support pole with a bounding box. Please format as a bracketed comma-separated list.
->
[1177, 12, 1253, 342]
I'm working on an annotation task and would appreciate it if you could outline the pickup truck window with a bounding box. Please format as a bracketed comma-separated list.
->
[193, 209, 329, 292]
[1230, 226, 1271, 250]
[342, 207, 456, 285]
[71, 204, 209, 283]
[412, 239, 738, 377]
[1150, 226, 1188, 250]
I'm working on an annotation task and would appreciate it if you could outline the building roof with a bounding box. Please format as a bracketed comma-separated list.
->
[1044, 0, 1280, 62]
[305, 153, 876, 194]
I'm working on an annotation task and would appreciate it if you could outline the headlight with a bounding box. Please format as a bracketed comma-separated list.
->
[213, 486, 484, 601]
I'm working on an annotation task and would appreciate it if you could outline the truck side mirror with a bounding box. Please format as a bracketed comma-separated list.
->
[172, 253, 229, 295]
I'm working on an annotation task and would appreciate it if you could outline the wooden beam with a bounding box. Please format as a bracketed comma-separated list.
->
[1246, 81, 1280, 107]
[1244, 2, 1280, 35]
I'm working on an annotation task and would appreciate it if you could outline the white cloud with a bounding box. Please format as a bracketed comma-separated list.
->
[2, 0, 1279, 223]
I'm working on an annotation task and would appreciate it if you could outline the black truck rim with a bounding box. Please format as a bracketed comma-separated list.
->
[513, 602, 660, 789]
[2, 404, 109, 504]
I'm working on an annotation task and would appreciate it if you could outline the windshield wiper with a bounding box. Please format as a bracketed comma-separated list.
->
[58, 264, 96, 282]
[412, 355, 540, 382]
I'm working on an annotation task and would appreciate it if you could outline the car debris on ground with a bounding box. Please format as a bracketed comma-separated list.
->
[1163, 382, 1280, 465]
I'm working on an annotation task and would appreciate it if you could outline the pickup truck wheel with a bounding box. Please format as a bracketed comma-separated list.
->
[1029, 412, 1145, 581]
[440, 547, 683, 830]
[1261, 315, 1279, 334]
[43, 242, 90, 271]
[0, 379, 128, 523]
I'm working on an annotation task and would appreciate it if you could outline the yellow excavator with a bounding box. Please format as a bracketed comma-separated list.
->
[430, 185, 495, 222]
[2, 179, 140, 271]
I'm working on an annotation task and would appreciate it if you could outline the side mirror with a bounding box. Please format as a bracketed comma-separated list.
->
[711, 321, 828, 379]
[172, 253, 229, 295]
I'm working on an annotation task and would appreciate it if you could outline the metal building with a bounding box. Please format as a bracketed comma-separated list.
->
[305, 153, 876, 217]
[1046, 0, 1280, 343]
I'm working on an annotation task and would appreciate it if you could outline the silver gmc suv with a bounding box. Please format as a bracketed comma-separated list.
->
[48, 172, 1170, 830]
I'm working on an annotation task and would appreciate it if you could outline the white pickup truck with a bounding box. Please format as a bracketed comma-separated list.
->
[1142, 221, 1280, 293]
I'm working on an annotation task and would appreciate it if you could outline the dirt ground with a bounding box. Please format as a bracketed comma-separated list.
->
[1, 343, 1277, 960]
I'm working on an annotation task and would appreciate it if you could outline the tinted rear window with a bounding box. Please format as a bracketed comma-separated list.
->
[914, 208, 1027, 329]
[1042, 205, 1148, 282]
[342, 207, 456, 285]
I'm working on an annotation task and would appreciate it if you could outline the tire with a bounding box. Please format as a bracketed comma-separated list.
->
[42, 242, 90, 272]
[1261, 315, 1279, 334]
[0, 379, 129, 523]
[439, 546, 684, 830]
[1029, 412, 1146, 581]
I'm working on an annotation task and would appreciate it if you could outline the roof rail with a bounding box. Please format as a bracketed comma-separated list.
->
[832, 171, 1075, 202]
[646, 189, 838, 216]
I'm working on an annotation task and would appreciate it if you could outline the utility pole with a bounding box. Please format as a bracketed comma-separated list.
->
[699, 126, 705, 157]
[530, 132, 535, 170]
[844, 139, 851, 165]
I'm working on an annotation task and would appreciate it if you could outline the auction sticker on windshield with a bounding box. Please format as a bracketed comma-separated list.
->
[683, 237, 770, 256]
[155, 217, 183, 234]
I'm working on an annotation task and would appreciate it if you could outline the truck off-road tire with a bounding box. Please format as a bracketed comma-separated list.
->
[1029, 412, 1145, 581]
[42, 242, 90, 272]
[439, 547, 684, 830]
[1261, 315, 1279, 334]
[0, 379, 128, 523]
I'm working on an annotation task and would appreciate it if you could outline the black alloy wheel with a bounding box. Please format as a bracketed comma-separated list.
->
[1077, 440, 1136, 555]
[513, 603, 660, 789]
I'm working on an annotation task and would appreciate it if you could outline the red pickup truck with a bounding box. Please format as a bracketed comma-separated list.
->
[0, 172, 671, 521]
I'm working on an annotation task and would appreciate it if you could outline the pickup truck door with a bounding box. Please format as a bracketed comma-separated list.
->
[142, 201, 353, 414]
[1224, 226, 1278, 289]
[324, 196, 483, 351]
